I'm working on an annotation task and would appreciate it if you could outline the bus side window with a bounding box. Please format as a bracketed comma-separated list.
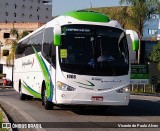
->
[15, 42, 27, 58]
[43, 27, 56, 67]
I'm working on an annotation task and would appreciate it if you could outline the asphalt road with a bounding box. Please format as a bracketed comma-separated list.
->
[0, 87, 160, 131]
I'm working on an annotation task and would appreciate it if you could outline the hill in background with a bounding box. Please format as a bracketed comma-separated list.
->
[88, 6, 137, 32]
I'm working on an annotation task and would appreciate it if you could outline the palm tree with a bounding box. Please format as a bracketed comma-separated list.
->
[120, 0, 160, 39]
[6, 28, 29, 65]
[119, 0, 160, 63]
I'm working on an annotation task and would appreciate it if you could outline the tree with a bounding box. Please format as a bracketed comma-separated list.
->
[120, 0, 160, 63]
[150, 41, 160, 71]
[6, 29, 29, 65]
[120, 0, 160, 39]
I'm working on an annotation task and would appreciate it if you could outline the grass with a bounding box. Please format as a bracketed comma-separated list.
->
[0, 110, 8, 131]
[0, 111, 3, 122]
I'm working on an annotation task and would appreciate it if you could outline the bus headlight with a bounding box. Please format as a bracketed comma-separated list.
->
[57, 81, 76, 91]
[116, 85, 130, 93]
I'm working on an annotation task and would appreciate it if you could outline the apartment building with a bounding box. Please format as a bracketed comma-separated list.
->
[0, 0, 52, 81]
[0, 0, 52, 23]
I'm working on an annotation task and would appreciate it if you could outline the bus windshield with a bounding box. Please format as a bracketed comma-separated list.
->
[59, 25, 129, 76]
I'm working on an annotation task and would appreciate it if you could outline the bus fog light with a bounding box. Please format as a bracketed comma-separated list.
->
[57, 81, 76, 91]
[61, 94, 65, 97]
[116, 86, 130, 93]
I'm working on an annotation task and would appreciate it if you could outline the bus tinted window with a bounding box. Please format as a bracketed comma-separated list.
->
[43, 27, 56, 64]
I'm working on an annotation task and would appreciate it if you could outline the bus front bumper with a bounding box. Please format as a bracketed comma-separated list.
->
[57, 92, 130, 106]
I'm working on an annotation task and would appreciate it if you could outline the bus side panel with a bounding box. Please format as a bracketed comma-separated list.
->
[14, 54, 45, 98]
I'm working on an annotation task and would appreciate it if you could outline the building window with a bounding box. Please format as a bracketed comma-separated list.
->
[30, 6, 33, 9]
[14, 13, 17, 17]
[3, 33, 10, 38]
[5, 12, 8, 16]
[46, 8, 49, 11]
[38, 0, 40, 3]
[21, 13, 25, 17]
[5, 20, 8, 23]
[29, 14, 32, 18]
[14, 4, 17, 9]
[22, 5, 25, 9]
[3, 50, 9, 56]
[5, 3, 9, 7]
[37, 15, 40, 20]
[37, 7, 40, 11]
[148, 29, 158, 35]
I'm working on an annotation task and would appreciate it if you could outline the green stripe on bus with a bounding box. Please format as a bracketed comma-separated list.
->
[32, 46, 51, 100]
[22, 83, 41, 99]
[65, 11, 110, 22]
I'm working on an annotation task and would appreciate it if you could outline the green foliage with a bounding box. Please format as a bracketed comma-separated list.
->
[150, 41, 160, 71]
[0, 111, 3, 122]
[119, 0, 160, 39]
[0, 111, 8, 131]
[6, 29, 29, 65]
[88, 6, 137, 31]
[21, 31, 29, 38]
[89, 0, 160, 39]
[10, 28, 19, 39]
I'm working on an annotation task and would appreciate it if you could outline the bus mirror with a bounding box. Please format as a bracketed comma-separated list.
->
[126, 30, 139, 51]
[54, 25, 61, 46]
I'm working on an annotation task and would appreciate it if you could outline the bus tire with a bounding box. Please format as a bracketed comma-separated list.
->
[25, 95, 33, 100]
[19, 85, 26, 100]
[42, 88, 53, 110]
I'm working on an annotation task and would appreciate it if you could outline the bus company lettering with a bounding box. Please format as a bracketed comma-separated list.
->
[101, 80, 122, 83]
[67, 74, 76, 79]
[92, 77, 121, 83]
[22, 59, 34, 67]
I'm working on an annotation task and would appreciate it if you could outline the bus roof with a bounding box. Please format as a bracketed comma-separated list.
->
[64, 10, 110, 23]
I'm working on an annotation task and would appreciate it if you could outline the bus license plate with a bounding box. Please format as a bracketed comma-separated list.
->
[91, 96, 103, 101]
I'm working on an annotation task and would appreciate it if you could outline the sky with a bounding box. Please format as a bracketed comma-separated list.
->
[52, 0, 121, 16]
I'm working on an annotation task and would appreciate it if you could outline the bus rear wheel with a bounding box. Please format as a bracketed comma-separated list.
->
[42, 89, 53, 110]
[19, 86, 26, 100]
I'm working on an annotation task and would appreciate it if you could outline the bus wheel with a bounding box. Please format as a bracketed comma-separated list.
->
[42, 89, 53, 110]
[25, 95, 33, 100]
[19, 87, 26, 100]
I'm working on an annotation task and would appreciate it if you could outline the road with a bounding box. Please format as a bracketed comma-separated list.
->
[0, 87, 160, 131]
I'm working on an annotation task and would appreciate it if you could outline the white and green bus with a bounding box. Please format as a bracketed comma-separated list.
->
[14, 11, 139, 110]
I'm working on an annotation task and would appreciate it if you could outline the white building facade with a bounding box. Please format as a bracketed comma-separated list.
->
[143, 14, 160, 40]
[0, 0, 52, 23]
[141, 14, 160, 63]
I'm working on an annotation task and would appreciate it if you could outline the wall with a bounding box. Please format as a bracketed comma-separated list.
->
[0, 0, 52, 23]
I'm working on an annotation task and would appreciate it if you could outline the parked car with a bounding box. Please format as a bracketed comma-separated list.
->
[3, 78, 12, 86]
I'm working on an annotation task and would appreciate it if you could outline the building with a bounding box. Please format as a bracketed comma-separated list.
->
[142, 14, 160, 63]
[0, 0, 52, 82]
[143, 14, 160, 40]
[0, 0, 52, 23]
[0, 22, 44, 81]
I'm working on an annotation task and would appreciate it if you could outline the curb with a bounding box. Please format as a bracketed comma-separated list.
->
[131, 93, 160, 97]
[0, 86, 13, 88]
[0, 107, 12, 131]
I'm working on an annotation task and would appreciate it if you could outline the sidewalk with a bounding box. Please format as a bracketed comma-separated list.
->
[131, 92, 160, 97]
[0, 86, 13, 89]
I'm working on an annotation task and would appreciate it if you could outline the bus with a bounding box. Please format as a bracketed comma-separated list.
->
[14, 10, 139, 110]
